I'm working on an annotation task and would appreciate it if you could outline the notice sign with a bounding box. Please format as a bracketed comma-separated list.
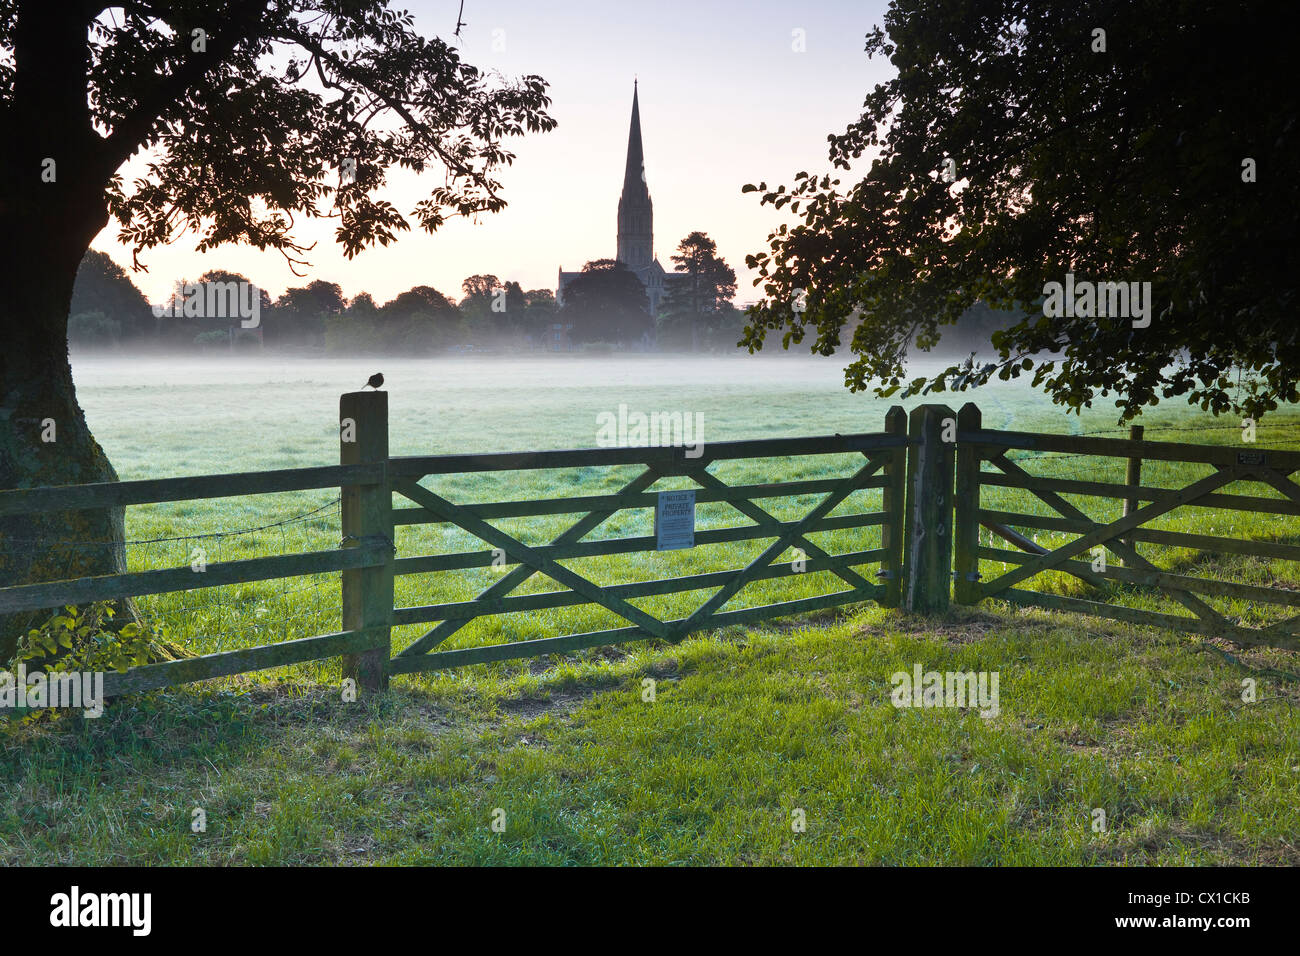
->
[655, 490, 696, 551]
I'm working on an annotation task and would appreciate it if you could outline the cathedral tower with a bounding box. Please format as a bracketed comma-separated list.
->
[616, 80, 653, 271]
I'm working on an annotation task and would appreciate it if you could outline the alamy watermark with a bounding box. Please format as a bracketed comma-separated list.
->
[1042, 272, 1151, 328]
[152, 279, 261, 328]
[49, 886, 150, 936]
[0, 664, 104, 718]
[596, 403, 705, 458]
[890, 664, 1000, 718]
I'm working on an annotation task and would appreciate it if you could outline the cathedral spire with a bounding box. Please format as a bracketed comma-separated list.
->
[622, 79, 647, 197]
[617, 80, 653, 271]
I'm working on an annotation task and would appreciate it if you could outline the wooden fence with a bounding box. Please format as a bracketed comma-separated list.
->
[0, 393, 910, 694]
[1, 395, 1297, 700]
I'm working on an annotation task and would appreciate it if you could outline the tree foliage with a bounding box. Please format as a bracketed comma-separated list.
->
[270, 279, 345, 343]
[0, 1, 557, 270]
[661, 231, 737, 350]
[560, 259, 651, 344]
[741, 0, 1297, 421]
[69, 250, 155, 340]
[666, 231, 736, 315]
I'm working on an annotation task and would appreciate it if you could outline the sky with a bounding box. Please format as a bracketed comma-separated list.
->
[91, 0, 894, 306]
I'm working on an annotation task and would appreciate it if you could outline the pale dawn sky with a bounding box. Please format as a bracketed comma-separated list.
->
[91, 0, 892, 306]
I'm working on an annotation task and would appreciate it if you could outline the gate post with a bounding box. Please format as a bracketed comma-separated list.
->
[1121, 424, 1144, 561]
[903, 403, 956, 612]
[880, 405, 907, 608]
[953, 403, 982, 605]
[340, 390, 393, 693]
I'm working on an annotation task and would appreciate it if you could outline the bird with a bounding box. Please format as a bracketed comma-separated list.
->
[365, 372, 384, 390]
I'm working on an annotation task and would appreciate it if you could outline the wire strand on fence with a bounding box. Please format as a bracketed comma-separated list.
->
[2, 497, 344, 659]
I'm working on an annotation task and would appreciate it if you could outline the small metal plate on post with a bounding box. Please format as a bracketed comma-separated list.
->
[1236, 451, 1267, 466]
[655, 490, 695, 551]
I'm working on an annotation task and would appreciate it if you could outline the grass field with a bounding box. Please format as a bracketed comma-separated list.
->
[2, 353, 1299, 865]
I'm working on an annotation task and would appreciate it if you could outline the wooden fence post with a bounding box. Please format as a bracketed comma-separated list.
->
[1122, 424, 1144, 561]
[903, 403, 956, 613]
[953, 402, 982, 605]
[880, 405, 907, 608]
[340, 391, 393, 693]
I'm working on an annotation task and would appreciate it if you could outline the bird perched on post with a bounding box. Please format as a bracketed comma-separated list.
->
[365, 372, 384, 390]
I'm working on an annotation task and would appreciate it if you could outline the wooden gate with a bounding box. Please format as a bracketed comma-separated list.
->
[379, 411, 909, 676]
[954, 403, 1300, 651]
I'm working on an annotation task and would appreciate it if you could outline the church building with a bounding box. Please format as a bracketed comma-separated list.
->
[557, 81, 682, 316]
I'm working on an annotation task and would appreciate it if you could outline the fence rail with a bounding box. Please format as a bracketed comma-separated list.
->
[3, 396, 1299, 702]
[0, 463, 380, 516]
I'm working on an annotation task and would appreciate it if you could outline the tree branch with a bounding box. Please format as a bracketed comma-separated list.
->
[97, 0, 272, 177]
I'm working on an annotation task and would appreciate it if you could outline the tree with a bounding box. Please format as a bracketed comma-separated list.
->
[522, 289, 556, 336]
[383, 285, 456, 319]
[457, 273, 500, 337]
[460, 274, 500, 302]
[67, 310, 121, 348]
[559, 259, 651, 344]
[380, 285, 465, 351]
[324, 291, 378, 354]
[667, 231, 736, 315]
[0, 2, 555, 656]
[498, 280, 528, 334]
[348, 292, 378, 317]
[69, 250, 155, 341]
[741, 0, 1297, 422]
[660, 231, 736, 350]
[270, 279, 346, 345]
[700, 302, 748, 353]
[151, 268, 270, 347]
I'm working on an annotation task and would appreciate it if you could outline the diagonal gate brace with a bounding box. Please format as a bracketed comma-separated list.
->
[395, 478, 670, 641]
[980, 459, 1241, 624]
[663, 455, 888, 642]
[397, 467, 667, 657]
[682, 466, 874, 592]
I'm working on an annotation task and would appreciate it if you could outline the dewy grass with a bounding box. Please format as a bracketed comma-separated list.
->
[3, 605, 1297, 865]
[3, 354, 1299, 864]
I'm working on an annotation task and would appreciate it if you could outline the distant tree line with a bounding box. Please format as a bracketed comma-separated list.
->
[69, 229, 748, 354]
[68, 251, 562, 353]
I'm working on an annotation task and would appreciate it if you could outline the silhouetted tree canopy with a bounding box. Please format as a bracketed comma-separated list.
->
[270, 279, 345, 343]
[69, 250, 155, 340]
[660, 231, 737, 350]
[383, 284, 455, 318]
[742, 0, 1297, 421]
[561, 260, 651, 344]
[521, 288, 557, 338]
[666, 231, 736, 315]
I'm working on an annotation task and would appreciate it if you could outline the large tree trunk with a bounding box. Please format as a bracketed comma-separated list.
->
[0, 191, 134, 660]
[0, 6, 136, 660]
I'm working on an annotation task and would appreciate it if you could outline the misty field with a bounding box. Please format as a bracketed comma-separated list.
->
[3, 353, 1299, 865]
